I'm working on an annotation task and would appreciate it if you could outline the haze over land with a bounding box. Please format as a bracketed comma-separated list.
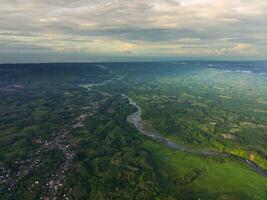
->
[1, 61, 267, 199]
[0, 0, 267, 63]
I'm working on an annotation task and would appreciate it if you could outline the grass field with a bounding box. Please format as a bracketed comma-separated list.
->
[142, 140, 267, 200]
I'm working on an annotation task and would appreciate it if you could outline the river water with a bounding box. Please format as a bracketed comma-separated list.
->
[122, 93, 267, 178]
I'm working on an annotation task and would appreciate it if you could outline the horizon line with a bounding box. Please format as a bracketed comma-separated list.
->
[1, 59, 267, 65]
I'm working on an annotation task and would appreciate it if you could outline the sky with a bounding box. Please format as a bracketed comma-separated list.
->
[0, 0, 266, 63]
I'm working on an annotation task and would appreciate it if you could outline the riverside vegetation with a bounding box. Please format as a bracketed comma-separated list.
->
[0, 62, 266, 199]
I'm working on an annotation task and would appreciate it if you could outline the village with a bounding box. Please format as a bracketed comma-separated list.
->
[0, 94, 110, 199]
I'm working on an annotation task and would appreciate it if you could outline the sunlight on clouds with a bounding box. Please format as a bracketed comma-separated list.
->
[204, 43, 257, 56]
[0, 0, 266, 61]
[179, 0, 215, 6]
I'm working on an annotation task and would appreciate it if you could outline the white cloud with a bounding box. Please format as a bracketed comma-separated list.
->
[0, 0, 266, 61]
[204, 43, 258, 56]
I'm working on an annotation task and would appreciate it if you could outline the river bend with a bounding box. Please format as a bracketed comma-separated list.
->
[122, 93, 267, 178]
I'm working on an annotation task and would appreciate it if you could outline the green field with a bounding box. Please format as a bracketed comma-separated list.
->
[0, 62, 266, 199]
[142, 140, 267, 200]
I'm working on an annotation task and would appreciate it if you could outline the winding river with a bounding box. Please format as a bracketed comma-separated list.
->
[122, 93, 267, 178]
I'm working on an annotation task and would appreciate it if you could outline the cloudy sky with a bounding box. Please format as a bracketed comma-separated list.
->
[0, 0, 266, 63]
